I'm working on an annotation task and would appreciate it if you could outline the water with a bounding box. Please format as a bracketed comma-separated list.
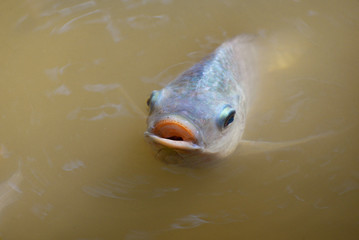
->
[0, 0, 358, 239]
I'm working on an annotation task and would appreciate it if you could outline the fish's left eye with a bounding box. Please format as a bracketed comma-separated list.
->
[217, 105, 236, 130]
[147, 90, 160, 110]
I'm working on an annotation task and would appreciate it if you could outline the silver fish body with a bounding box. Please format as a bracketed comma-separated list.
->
[145, 35, 258, 165]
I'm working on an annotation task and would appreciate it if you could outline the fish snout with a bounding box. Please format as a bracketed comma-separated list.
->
[146, 115, 201, 151]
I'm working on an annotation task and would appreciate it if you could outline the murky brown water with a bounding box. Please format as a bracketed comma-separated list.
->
[0, 0, 358, 239]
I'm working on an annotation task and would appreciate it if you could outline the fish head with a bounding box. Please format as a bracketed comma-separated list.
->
[145, 81, 246, 165]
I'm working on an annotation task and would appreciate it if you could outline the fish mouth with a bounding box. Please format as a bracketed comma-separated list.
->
[145, 116, 202, 151]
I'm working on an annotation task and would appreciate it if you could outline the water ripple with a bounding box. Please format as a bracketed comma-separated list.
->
[0, 169, 23, 214]
[62, 160, 85, 172]
[170, 214, 209, 229]
[126, 14, 169, 29]
[51, 9, 102, 34]
[67, 103, 130, 121]
[40, 0, 97, 17]
[83, 83, 121, 92]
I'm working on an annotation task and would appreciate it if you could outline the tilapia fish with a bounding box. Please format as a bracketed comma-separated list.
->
[145, 35, 258, 165]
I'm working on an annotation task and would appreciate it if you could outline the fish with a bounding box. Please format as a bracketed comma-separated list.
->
[144, 35, 258, 165]
[144, 33, 349, 167]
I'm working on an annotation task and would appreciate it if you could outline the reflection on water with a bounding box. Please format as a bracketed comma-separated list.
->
[0, 0, 358, 239]
[0, 169, 22, 214]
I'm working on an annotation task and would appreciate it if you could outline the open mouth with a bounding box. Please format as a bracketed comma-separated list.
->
[145, 117, 201, 151]
[153, 118, 196, 142]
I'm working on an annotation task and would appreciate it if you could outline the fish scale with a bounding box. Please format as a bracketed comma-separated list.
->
[170, 49, 238, 100]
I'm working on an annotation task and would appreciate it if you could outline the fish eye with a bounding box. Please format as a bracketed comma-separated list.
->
[147, 90, 159, 110]
[217, 105, 236, 130]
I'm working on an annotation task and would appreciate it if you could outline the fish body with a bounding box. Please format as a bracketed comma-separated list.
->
[145, 35, 258, 165]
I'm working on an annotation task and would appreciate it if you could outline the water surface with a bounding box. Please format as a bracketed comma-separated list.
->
[0, 0, 358, 239]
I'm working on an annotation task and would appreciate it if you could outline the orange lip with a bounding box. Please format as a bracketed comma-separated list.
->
[153, 119, 197, 143]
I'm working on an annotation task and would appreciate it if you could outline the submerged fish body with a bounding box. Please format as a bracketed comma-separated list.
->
[145, 35, 258, 164]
